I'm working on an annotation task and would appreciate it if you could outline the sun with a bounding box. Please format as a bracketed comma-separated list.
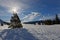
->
[10, 7, 20, 14]
[11, 7, 18, 14]
[12, 8, 17, 13]
[13, 9, 17, 13]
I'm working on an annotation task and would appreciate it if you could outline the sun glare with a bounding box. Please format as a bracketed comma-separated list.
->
[10, 7, 21, 14]
[12, 7, 17, 13]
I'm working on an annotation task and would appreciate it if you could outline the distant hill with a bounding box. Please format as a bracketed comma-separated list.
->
[23, 20, 44, 25]
[24, 14, 60, 25]
[23, 19, 60, 25]
[0, 19, 6, 24]
[0, 19, 10, 25]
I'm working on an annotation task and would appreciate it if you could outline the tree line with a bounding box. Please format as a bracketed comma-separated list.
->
[24, 14, 60, 25]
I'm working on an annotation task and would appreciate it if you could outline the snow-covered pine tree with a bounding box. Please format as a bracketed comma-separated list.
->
[8, 13, 23, 29]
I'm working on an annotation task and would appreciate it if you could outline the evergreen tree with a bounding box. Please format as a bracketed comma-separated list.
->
[55, 14, 60, 24]
[8, 13, 23, 29]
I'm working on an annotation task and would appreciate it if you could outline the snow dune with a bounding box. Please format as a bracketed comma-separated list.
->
[0, 24, 60, 40]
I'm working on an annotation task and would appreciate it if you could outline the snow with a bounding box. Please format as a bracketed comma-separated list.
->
[0, 24, 60, 40]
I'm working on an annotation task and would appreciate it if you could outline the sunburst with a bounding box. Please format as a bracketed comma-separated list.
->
[11, 7, 18, 14]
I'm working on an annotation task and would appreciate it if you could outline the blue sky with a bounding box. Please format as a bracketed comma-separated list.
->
[0, 0, 60, 22]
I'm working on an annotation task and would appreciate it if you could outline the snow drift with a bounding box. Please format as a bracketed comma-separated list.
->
[0, 28, 37, 40]
[0, 24, 60, 40]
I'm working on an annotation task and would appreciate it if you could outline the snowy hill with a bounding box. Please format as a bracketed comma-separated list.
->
[0, 24, 60, 40]
[0, 19, 4, 24]
[0, 19, 10, 25]
[0, 28, 37, 40]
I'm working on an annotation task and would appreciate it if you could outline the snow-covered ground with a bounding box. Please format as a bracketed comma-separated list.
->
[0, 24, 60, 40]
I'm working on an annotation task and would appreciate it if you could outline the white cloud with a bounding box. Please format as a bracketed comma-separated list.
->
[0, 0, 29, 13]
[29, 12, 40, 20]
[22, 12, 40, 22]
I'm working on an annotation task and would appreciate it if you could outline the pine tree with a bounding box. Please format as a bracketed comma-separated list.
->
[55, 14, 60, 24]
[8, 13, 23, 29]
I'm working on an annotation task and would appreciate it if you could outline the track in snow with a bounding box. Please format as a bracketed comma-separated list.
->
[0, 24, 60, 40]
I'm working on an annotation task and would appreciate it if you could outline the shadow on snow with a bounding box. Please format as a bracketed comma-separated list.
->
[0, 28, 38, 40]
